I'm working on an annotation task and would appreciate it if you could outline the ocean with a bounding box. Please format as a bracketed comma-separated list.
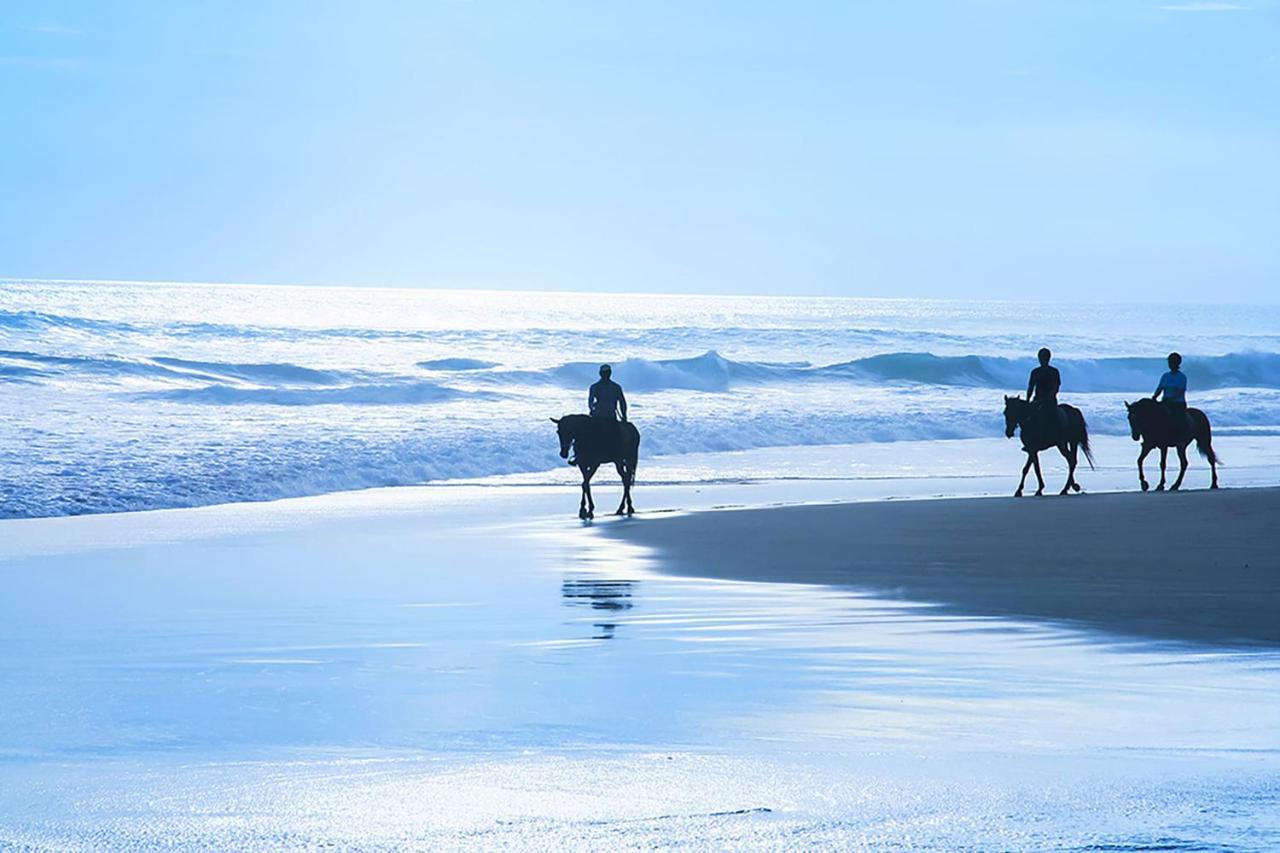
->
[4, 279, 1279, 518]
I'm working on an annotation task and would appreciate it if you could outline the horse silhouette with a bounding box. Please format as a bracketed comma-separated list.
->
[551, 415, 639, 519]
[1003, 396, 1095, 496]
[1125, 398, 1218, 491]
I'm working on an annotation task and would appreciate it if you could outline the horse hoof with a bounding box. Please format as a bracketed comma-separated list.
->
[1072, 483, 1082, 493]
[1155, 484, 1165, 492]
[1014, 489, 1022, 497]
[627, 508, 635, 516]
[1211, 483, 1220, 490]
[1169, 485, 1180, 492]
[1140, 481, 1149, 492]
[1035, 489, 1044, 497]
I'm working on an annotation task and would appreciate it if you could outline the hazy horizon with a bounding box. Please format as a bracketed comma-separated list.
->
[2, 1, 1276, 301]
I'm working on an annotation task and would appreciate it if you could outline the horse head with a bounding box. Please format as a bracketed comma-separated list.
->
[1002, 395, 1025, 439]
[551, 416, 575, 462]
[1124, 399, 1149, 442]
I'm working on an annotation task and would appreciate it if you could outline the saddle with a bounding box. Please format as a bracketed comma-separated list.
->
[1163, 407, 1193, 440]
[1036, 404, 1068, 442]
[586, 417, 627, 458]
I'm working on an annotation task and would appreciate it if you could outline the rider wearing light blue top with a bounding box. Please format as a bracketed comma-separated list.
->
[1152, 352, 1187, 429]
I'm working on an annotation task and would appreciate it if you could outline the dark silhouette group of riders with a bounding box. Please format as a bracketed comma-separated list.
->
[1008, 347, 1217, 496]
[556, 351, 1218, 518]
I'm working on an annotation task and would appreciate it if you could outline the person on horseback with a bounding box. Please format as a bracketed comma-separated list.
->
[1026, 347, 1061, 437]
[589, 364, 627, 422]
[588, 364, 628, 452]
[1152, 352, 1188, 437]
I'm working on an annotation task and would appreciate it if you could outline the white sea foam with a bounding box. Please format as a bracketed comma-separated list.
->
[3, 281, 1279, 518]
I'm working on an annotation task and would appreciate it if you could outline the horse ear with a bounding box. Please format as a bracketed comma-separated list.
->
[550, 417, 561, 424]
[1123, 401, 1130, 410]
[1004, 395, 1009, 402]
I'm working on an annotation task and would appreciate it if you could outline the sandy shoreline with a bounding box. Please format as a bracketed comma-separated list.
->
[605, 487, 1280, 647]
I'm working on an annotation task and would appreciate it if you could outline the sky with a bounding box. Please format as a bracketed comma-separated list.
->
[0, 1, 1276, 301]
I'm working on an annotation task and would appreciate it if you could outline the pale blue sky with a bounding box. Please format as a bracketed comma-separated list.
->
[1, 1, 1276, 300]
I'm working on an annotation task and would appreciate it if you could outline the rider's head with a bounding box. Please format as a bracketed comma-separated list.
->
[599, 364, 612, 379]
[1038, 347, 1051, 365]
[1167, 352, 1182, 370]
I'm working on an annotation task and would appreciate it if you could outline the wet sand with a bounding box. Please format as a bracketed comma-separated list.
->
[606, 487, 1280, 647]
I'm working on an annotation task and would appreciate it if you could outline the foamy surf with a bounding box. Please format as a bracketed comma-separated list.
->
[4, 281, 1279, 518]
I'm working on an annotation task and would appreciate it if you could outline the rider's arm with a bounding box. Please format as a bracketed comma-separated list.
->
[618, 388, 628, 421]
[588, 387, 596, 414]
[1026, 372, 1035, 401]
[1152, 375, 1164, 401]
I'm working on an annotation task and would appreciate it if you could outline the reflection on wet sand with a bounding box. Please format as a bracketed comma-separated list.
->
[562, 576, 636, 640]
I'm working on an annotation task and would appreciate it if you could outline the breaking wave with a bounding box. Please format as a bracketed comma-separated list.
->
[6, 284, 1280, 519]
[478, 350, 1280, 393]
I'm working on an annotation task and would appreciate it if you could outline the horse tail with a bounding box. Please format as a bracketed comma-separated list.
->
[1076, 407, 1096, 470]
[1194, 410, 1219, 465]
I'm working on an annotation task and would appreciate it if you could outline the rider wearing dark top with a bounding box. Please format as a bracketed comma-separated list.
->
[589, 364, 627, 421]
[1026, 347, 1061, 433]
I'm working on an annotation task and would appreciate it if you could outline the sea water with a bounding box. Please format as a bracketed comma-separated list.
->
[4, 279, 1279, 518]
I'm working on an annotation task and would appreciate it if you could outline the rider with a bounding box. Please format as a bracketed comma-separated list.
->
[1152, 352, 1188, 435]
[1026, 347, 1061, 435]
[589, 364, 627, 447]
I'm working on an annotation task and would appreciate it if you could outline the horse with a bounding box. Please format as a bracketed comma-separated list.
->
[1003, 396, 1096, 497]
[1124, 398, 1219, 492]
[551, 415, 640, 519]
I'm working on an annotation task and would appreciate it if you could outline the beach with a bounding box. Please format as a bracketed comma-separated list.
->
[2, 476, 1279, 848]
[5, 282, 1280, 847]
[606, 487, 1280, 647]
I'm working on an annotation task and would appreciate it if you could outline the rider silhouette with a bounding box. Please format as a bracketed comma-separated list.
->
[589, 364, 627, 421]
[1026, 347, 1061, 435]
[588, 364, 627, 451]
[1152, 352, 1188, 435]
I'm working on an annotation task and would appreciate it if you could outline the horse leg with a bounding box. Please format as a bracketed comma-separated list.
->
[1156, 447, 1168, 491]
[613, 461, 628, 515]
[1031, 452, 1045, 496]
[624, 457, 636, 515]
[1171, 444, 1189, 491]
[586, 464, 599, 517]
[578, 465, 591, 519]
[1137, 444, 1152, 491]
[1058, 443, 1076, 495]
[1016, 453, 1032, 497]
[579, 464, 598, 519]
[1209, 445, 1219, 490]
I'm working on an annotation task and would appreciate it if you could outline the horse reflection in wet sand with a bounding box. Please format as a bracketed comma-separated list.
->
[562, 577, 634, 640]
